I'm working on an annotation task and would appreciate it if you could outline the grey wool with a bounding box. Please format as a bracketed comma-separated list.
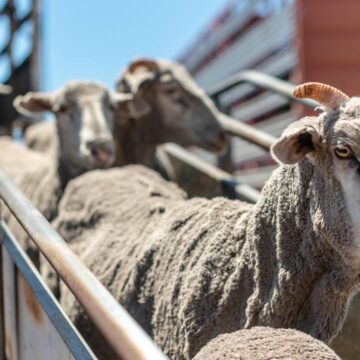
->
[55, 156, 359, 359]
[193, 327, 341, 360]
[0, 139, 72, 264]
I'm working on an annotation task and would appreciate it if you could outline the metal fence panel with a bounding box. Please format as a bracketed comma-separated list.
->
[1, 222, 96, 360]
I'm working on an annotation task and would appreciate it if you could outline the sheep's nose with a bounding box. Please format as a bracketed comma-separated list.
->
[87, 140, 114, 166]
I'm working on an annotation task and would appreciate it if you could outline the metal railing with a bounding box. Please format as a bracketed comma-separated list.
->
[0, 167, 168, 360]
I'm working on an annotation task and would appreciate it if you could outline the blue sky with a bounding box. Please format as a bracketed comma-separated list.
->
[42, 1, 228, 91]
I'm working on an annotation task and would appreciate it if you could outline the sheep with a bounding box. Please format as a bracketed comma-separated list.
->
[193, 327, 341, 360]
[24, 59, 227, 170]
[114, 58, 227, 167]
[53, 82, 360, 359]
[0, 81, 143, 264]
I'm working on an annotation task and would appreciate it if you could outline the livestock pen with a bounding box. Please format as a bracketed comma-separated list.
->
[0, 70, 323, 359]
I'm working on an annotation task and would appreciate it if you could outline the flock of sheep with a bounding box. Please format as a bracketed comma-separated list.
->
[1, 59, 360, 360]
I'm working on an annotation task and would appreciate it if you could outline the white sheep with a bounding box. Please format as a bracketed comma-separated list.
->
[53, 82, 360, 359]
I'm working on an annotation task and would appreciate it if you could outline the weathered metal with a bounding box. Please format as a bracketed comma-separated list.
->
[208, 71, 318, 151]
[1, 221, 95, 360]
[0, 168, 168, 360]
[2, 241, 18, 360]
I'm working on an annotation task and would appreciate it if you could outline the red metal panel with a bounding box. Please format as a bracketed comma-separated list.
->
[295, 0, 360, 110]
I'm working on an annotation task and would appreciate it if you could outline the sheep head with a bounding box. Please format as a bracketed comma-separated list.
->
[0, 84, 12, 94]
[116, 58, 228, 154]
[271, 82, 360, 266]
[14, 82, 147, 173]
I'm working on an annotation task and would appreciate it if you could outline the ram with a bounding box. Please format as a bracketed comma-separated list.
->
[53, 82, 360, 359]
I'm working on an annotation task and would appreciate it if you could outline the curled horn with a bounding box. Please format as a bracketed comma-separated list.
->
[293, 82, 350, 111]
[129, 58, 159, 74]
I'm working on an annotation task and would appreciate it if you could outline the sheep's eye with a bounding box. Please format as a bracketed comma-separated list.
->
[164, 87, 181, 97]
[335, 145, 352, 159]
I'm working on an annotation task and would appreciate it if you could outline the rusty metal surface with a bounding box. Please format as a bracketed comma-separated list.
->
[2, 241, 19, 360]
[0, 168, 168, 360]
[1, 221, 95, 360]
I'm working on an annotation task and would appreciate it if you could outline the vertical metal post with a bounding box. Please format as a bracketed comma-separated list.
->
[0, 200, 4, 360]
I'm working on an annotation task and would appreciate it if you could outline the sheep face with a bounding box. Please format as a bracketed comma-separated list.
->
[117, 59, 228, 153]
[271, 83, 360, 267]
[14, 82, 141, 171]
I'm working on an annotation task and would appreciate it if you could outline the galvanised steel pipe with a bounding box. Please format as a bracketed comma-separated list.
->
[219, 113, 277, 150]
[209, 70, 319, 150]
[209, 70, 318, 109]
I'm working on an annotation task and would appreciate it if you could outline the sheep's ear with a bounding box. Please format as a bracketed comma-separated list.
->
[111, 92, 150, 119]
[14, 92, 54, 116]
[271, 118, 321, 164]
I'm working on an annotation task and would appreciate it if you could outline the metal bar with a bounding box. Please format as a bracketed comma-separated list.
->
[209, 70, 318, 109]
[0, 167, 168, 360]
[207, 71, 318, 150]
[163, 143, 260, 203]
[219, 113, 276, 150]
[0, 207, 4, 360]
[1, 221, 96, 360]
